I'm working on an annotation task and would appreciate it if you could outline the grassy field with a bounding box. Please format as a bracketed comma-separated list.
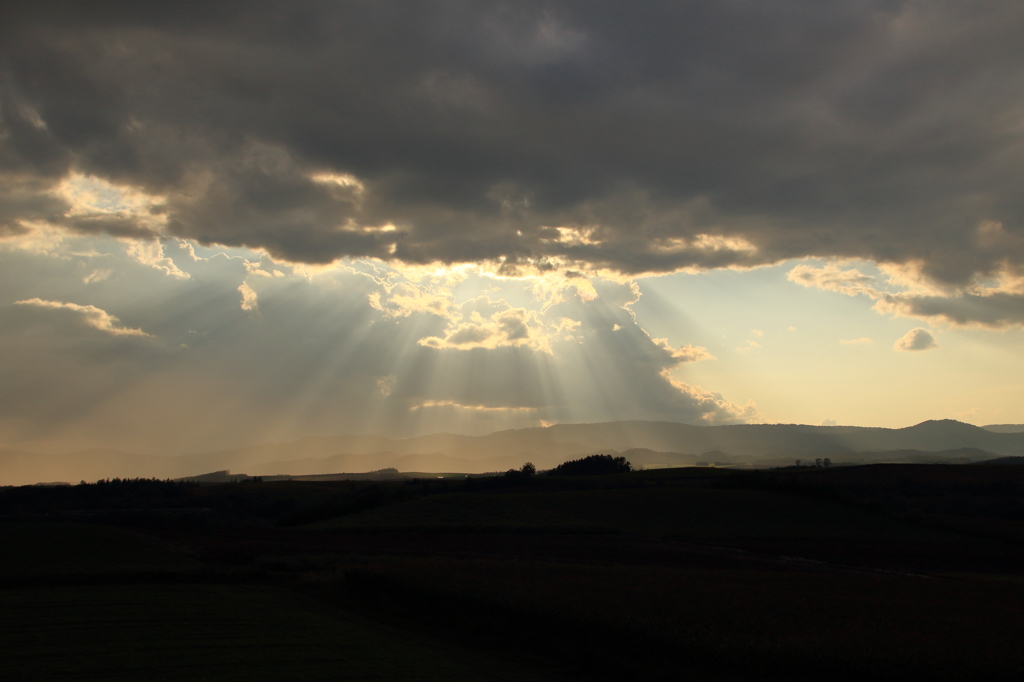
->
[340, 553, 1024, 682]
[0, 523, 563, 681]
[4, 466, 1024, 681]
[319, 483, 970, 543]
[0, 523, 201, 576]
[0, 583, 565, 681]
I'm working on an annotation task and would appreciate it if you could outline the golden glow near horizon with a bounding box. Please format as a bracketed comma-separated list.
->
[3, 3, 1024, 456]
[4, 215, 1022, 457]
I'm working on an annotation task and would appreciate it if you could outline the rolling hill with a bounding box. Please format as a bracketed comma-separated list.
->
[2, 419, 1022, 485]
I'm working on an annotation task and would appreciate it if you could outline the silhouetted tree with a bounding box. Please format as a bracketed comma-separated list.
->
[549, 454, 632, 477]
[823, 458, 832, 468]
[504, 462, 536, 479]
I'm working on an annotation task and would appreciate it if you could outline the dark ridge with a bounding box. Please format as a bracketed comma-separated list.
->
[982, 424, 1024, 434]
[977, 456, 1024, 465]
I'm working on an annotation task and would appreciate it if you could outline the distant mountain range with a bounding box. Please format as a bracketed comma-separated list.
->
[3, 419, 1024, 486]
[981, 424, 1024, 433]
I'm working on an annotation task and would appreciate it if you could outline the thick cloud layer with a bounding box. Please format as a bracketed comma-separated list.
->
[2, 1, 1023, 289]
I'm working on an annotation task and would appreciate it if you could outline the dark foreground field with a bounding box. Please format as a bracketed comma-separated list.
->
[2, 464, 1023, 681]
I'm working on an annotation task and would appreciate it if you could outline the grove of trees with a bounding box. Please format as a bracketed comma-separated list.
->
[548, 454, 632, 477]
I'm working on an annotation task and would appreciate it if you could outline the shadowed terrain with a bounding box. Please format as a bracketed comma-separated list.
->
[3, 464, 1024, 681]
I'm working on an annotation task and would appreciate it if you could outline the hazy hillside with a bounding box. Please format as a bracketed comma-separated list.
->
[179, 419, 1024, 465]
[3, 419, 1023, 485]
[982, 424, 1024, 433]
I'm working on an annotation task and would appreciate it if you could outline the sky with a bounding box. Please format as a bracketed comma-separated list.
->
[1, 1, 1023, 455]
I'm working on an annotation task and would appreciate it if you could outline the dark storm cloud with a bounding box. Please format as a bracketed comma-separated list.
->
[3, 1, 1024, 282]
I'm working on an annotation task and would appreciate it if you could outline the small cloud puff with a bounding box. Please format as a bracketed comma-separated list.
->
[652, 338, 715, 365]
[788, 264, 879, 298]
[409, 399, 536, 413]
[125, 241, 190, 280]
[840, 337, 873, 345]
[820, 419, 837, 426]
[376, 375, 397, 396]
[418, 304, 550, 352]
[375, 282, 454, 319]
[15, 298, 152, 337]
[238, 282, 258, 312]
[893, 328, 938, 352]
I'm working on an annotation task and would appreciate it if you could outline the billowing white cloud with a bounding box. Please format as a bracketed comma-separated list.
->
[125, 240, 189, 279]
[0, 229, 757, 453]
[659, 373, 759, 426]
[376, 282, 455, 319]
[893, 328, 938, 352]
[418, 303, 550, 352]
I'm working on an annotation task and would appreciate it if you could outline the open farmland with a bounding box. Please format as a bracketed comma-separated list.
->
[3, 465, 1024, 681]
